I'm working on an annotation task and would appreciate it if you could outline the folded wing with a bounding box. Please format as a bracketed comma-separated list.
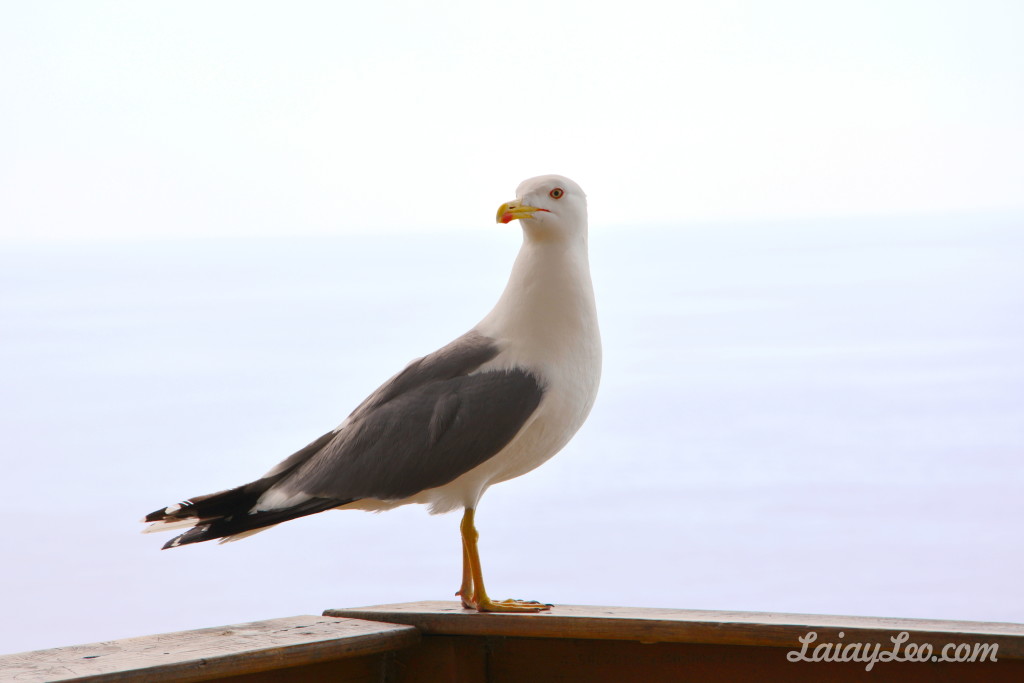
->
[144, 331, 545, 547]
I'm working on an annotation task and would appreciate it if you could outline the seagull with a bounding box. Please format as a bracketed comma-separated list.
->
[142, 175, 602, 612]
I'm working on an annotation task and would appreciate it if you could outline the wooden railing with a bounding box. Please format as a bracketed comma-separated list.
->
[3, 601, 1022, 681]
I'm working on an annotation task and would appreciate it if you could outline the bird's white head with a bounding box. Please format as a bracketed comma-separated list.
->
[496, 175, 588, 243]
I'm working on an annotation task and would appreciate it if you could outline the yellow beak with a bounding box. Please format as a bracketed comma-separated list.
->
[496, 200, 549, 224]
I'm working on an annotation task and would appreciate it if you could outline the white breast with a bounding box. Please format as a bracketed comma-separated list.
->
[408, 234, 603, 513]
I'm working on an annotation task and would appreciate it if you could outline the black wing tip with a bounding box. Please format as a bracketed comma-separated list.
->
[144, 500, 196, 523]
[144, 508, 169, 523]
[159, 498, 351, 549]
[162, 525, 210, 549]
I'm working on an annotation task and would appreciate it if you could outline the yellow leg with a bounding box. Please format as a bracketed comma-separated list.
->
[457, 519, 474, 609]
[457, 507, 551, 613]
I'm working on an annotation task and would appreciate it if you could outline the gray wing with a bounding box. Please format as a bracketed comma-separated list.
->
[276, 330, 545, 501]
[146, 330, 544, 548]
[346, 330, 504, 423]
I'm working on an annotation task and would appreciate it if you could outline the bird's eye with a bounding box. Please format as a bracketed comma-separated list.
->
[549, 188, 564, 199]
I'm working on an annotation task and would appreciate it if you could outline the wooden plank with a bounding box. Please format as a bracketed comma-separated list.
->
[209, 653, 386, 683]
[382, 632, 1023, 683]
[480, 636, 1021, 683]
[325, 601, 1024, 659]
[0, 615, 419, 683]
[387, 635, 487, 683]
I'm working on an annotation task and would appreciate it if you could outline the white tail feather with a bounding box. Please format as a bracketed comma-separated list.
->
[141, 518, 198, 534]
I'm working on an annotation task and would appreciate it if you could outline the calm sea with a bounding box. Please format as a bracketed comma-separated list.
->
[1, 215, 1022, 654]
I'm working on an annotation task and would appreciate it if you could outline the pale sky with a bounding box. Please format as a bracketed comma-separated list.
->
[1, 1, 1022, 242]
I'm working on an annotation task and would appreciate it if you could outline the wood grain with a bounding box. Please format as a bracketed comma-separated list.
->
[479, 636, 1018, 683]
[5, 603, 1020, 682]
[325, 601, 1024, 659]
[0, 615, 419, 683]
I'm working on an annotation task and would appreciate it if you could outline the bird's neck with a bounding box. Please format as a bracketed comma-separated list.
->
[477, 234, 599, 361]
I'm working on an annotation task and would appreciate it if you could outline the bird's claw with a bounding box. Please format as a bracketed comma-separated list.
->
[459, 595, 552, 612]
